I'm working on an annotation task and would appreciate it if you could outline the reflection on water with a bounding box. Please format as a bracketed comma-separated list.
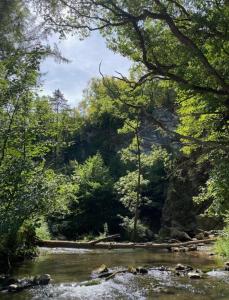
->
[1, 247, 229, 300]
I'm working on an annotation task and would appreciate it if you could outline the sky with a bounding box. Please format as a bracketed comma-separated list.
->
[39, 32, 131, 107]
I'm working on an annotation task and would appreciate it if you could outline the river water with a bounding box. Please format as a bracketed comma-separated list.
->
[1, 247, 229, 300]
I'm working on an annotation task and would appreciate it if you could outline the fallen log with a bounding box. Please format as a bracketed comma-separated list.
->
[88, 234, 120, 245]
[37, 238, 216, 249]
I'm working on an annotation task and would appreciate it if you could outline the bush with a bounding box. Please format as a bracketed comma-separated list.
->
[215, 225, 229, 258]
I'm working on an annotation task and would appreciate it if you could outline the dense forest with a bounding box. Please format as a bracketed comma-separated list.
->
[0, 0, 229, 271]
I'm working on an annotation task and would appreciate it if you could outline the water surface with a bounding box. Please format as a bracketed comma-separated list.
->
[1, 247, 228, 300]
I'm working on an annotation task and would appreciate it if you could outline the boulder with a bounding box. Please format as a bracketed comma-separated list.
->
[188, 245, 197, 251]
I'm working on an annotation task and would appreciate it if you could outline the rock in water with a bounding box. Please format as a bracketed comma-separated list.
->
[8, 284, 19, 292]
[128, 267, 137, 275]
[136, 267, 148, 274]
[175, 264, 192, 271]
[33, 274, 51, 285]
[188, 245, 197, 251]
[93, 264, 108, 274]
[152, 285, 174, 294]
[188, 271, 202, 279]
[224, 262, 229, 271]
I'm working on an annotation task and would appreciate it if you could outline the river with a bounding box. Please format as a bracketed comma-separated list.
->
[1, 247, 229, 299]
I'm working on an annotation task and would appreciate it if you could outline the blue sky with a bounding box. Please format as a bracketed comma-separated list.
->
[39, 32, 131, 107]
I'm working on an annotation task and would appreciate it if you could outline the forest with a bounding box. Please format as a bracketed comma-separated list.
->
[0, 1, 229, 297]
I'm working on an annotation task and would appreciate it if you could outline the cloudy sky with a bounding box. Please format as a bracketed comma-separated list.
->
[39, 32, 131, 107]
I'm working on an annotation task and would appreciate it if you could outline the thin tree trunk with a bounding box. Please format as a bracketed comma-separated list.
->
[133, 130, 141, 242]
[0, 99, 20, 167]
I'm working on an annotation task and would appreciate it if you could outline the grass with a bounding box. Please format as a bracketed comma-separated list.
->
[214, 226, 229, 258]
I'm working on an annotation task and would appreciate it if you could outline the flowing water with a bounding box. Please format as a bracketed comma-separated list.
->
[1, 247, 229, 300]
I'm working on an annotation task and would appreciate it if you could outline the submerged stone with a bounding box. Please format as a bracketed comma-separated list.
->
[152, 285, 174, 294]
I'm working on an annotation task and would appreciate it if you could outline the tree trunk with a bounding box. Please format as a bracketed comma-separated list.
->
[133, 130, 141, 242]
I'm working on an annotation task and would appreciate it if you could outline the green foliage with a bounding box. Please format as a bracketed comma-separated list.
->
[1, 0, 229, 265]
[59, 153, 122, 238]
[194, 154, 229, 216]
[116, 146, 170, 239]
[215, 215, 229, 258]
[115, 171, 149, 213]
[215, 231, 229, 258]
[36, 219, 52, 240]
[120, 216, 149, 241]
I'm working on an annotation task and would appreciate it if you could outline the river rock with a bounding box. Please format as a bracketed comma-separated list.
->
[175, 264, 193, 272]
[188, 245, 197, 251]
[136, 267, 148, 274]
[128, 267, 137, 275]
[157, 266, 168, 271]
[152, 285, 174, 294]
[188, 270, 202, 279]
[8, 284, 19, 292]
[170, 247, 179, 252]
[93, 264, 108, 275]
[3, 277, 18, 286]
[224, 262, 229, 271]
[33, 274, 51, 285]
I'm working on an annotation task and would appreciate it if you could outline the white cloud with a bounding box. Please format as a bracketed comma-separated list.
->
[40, 32, 131, 106]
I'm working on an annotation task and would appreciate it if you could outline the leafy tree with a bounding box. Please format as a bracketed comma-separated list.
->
[0, 0, 72, 267]
[116, 146, 170, 240]
[59, 153, 122, 238]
